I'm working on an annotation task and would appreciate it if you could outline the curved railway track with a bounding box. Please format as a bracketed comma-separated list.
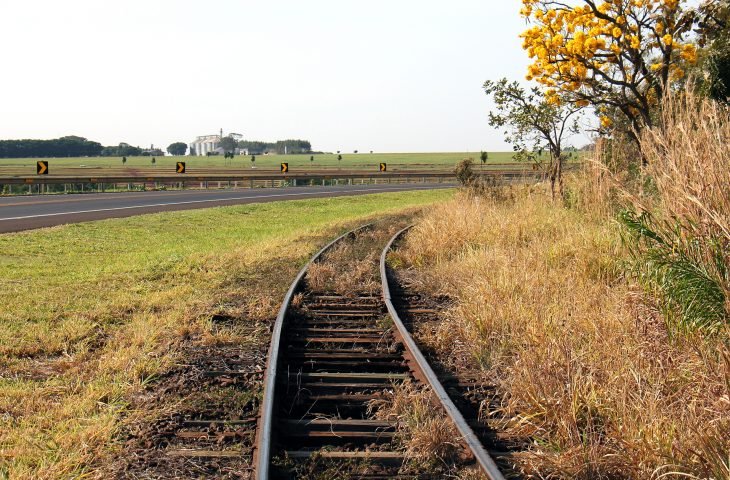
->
[254, 223, 509, 479]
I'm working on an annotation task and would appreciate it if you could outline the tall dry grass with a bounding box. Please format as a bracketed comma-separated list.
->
[623, 90, 730, 332]
[640, 89, 730, 242]
[563, 146, 627, 220]
[393, 187, 729, 479]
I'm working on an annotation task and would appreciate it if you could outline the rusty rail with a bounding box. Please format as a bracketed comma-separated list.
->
[380, 225, 506, 480]
[254, 224, 373, 480]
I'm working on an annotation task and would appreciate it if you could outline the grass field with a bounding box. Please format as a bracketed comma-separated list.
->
[0, 188, 453, 479]
[0, 151, 576, 177]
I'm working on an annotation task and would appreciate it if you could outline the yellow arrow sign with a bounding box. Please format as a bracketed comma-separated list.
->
[379, 163, 387, 172]
[176, 162, 186, 173]
[37, 161, 48, 175]
[281, 163, 289, 173]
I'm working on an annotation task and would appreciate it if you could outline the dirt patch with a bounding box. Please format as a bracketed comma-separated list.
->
[104, 329, 267, 479]
[0, 354, 75, 382]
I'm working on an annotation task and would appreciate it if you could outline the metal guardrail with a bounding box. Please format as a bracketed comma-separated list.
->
[0, 172, 460, 195]
[0, 171, 535, 185]
[0, 167, 571, 195]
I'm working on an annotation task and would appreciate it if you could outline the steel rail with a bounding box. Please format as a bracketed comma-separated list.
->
[254, 223, 374, 480]
[380, 226, 507, 480]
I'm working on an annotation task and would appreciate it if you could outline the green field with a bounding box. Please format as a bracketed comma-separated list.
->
[0, 152, 552, 177]
[0, 188, 453, 478]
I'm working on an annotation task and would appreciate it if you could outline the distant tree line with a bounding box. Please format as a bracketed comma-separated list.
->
[0, 136, 103, 158]
[0, 136, 175, 159]
[0, 136, 313, 158]
[101, 142, 143, 157]
[101, 143, 164, 157]
[237, 139, 312, 155]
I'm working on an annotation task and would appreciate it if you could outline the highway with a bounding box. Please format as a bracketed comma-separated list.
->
[0, 184, 453, 233]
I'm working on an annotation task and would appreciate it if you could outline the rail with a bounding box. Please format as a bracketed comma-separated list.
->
[254, 224, 374, 480]
[255, 223, 509, 478]
[380, 226, 506, 480]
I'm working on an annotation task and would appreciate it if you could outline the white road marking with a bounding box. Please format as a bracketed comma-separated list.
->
[0, 185, 450, 221]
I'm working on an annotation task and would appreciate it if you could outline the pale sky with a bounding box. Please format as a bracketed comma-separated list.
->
[1, 1, 536, 153]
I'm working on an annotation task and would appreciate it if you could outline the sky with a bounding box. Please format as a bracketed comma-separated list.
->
[0, 1, 546, 153]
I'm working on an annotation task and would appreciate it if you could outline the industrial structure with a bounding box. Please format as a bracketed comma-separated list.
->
[189, 129, 243, 156]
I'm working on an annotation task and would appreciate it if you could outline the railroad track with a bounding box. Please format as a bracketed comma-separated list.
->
[254, 223, 508, 479]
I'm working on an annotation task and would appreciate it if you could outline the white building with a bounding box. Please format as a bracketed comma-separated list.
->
[190, 134, 221, 156]
[189, 131, 244, 156]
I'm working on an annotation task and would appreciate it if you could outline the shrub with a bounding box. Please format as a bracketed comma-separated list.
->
[454, 158, 511, 202]
[620, 209, 728, 333]
[454, 158, 477, 187]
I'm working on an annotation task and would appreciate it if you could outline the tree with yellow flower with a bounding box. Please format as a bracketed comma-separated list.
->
[520, 0, 698, 151]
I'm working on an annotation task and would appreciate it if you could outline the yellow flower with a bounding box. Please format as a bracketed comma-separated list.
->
[680, 44, 697, 63]
[546, 92, 562, 105]
[519, 0, 686, 109]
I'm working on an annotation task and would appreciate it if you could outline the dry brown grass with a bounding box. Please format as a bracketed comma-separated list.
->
[392, 188, 729, 479]
[306, 221, 412, 296]
[564, 157, 623, 220]
[632, 89, 730, 325]
[368, 381, 462, 471]
[306, 244, 380, 295]
[640, 88, 730, 243]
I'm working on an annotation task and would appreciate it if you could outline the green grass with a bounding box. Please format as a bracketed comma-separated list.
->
[0, 189, 452, 355]
[0, 152, 547, 177]
[0, 188, 453, 478]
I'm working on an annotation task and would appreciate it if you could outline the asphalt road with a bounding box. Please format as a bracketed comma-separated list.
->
[0, 184, 453, 233]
